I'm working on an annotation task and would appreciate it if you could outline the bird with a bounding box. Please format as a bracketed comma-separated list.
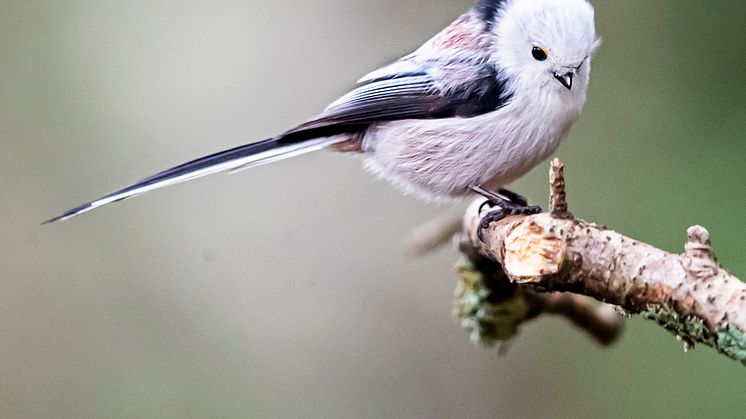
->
[45, 0, 601, 235]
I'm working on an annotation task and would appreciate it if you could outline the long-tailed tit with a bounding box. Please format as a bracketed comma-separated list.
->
[46, 0, 600, 230]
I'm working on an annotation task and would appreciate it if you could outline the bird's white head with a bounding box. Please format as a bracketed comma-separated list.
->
[491, 0, 600, 100]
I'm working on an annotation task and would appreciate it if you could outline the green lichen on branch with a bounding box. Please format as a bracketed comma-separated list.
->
[641, 304, 746, 365]
[640, 304, 710, 349]
[716, 324, 746, 366]
[453, 260, 529, 348]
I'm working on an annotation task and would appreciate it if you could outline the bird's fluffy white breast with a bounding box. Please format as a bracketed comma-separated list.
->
[361, 86, 584, 201]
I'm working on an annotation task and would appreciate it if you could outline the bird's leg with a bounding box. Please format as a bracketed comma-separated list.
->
[497, 188, 528, 207]
[469, 186, 542, 242]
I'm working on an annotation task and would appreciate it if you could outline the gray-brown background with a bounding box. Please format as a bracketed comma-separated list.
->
[2, 0, 745, 417]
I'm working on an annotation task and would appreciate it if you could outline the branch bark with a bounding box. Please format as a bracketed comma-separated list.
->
[461, 159, 746, 364]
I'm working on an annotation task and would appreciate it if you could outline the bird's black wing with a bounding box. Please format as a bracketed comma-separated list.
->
[281, 61, 509, 140]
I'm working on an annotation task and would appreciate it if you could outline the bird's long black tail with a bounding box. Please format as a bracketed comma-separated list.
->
[44, 136, 344, 223]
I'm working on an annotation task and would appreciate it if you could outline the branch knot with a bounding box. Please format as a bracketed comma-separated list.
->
[684, 225, 719, 279]
[549, 159, 572, 219]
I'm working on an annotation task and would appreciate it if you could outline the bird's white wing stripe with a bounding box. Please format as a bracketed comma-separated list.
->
[227, 137, 344, 173]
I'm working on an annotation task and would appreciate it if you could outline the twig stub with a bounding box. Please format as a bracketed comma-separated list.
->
[549, 158, 572, 219]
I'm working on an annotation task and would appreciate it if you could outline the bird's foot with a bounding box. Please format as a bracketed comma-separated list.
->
[496, 188, 528, 207]
[469, 186, 542, 242]
[477, 205, 541, 241]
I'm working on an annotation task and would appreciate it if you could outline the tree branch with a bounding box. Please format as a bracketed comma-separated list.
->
[460, 159, 746, 365]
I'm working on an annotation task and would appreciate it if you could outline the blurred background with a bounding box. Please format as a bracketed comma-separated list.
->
[2, 0, 745, 417]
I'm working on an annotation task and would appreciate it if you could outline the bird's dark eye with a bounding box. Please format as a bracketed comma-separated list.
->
[532, 47, 548, 61]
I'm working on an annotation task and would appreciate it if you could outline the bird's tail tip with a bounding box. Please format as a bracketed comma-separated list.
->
[42, 135, 346, 225]
[42, 204, 94, 225]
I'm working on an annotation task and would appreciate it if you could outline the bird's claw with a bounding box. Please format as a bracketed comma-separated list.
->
[476, 204, 542, 242]
[470, 185, 542, 242]
[475, 199, 542, 244]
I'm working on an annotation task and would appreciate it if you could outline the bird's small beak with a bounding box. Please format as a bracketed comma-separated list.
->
[554, 70, 575, 90]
